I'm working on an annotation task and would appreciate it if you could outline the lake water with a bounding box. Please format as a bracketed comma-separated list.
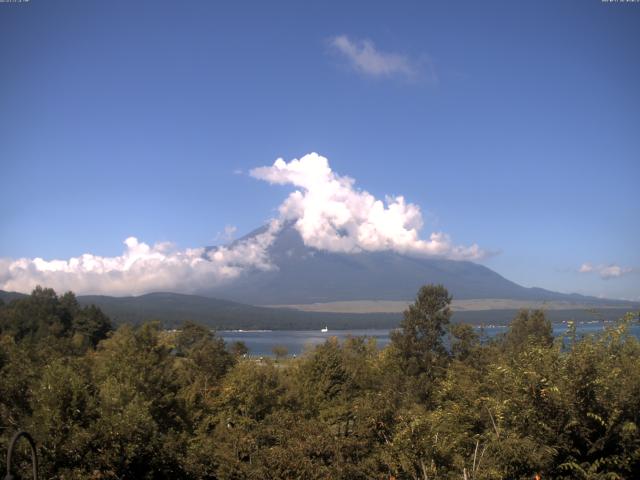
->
[219, 322, 640, 356]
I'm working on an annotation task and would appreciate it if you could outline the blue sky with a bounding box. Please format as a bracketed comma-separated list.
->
[1, 0, 638, 299]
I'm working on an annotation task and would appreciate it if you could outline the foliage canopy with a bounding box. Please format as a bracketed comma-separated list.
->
[1, 286, 639, 479]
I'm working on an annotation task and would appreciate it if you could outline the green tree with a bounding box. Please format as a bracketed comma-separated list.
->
[390, 284, 452, 401]
[448, 322, 480, 362]
[296, 337, 353, 416]
[228, 340, 249, 357]
[272, 344, 288, 361]
[0, 286, 72, 341]
[29, 357, 95, 477]
[0, 287, 112, 348]
[503, 309, 553, 351]
[89, 322, 186, 478]
[174, 321, 235, 415]
[72, 304, 112, 347]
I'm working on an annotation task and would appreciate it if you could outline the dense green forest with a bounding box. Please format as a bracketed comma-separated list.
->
[2, 290, 633, 331]
[0, 290, 404, 330]
[1, 286, 639, 479]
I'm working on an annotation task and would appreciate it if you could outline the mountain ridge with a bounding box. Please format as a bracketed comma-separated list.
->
[203, 223, 626, 305]
[2, 289, 636, 331]
[0, 289, 401, 330]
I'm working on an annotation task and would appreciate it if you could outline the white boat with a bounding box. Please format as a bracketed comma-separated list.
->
[321, 326, 328, 333]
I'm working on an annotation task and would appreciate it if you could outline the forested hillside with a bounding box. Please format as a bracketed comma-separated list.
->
[2, 289, 632, 331]
[1, 287, 639, 479]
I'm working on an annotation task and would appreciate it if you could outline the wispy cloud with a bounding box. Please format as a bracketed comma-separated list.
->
[578, 262, 634, 279]
[214, 224, 238, 243]
[328, 35, 424, 81]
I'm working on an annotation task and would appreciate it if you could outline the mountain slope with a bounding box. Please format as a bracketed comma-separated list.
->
[203, 223, 614, 305]
[76, 292, 401, 329]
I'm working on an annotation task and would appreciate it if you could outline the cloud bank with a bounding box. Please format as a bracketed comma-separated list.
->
[250, 153, 484, 260]
[578, 262, 634, 279]
[1, 153, 484, 295]
[329, 35, 418, 80]
[0, 225, 279, 296]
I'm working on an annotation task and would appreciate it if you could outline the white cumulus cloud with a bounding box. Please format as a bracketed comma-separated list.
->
[1, 153, 486, 295]
[578, 262, 633, 279]
[250, 153, 485, 260]
[329, 35, 419, 80]
[0, 224, 280, 296]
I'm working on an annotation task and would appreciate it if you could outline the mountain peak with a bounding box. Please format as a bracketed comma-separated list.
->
[200, 223, 611, 306]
